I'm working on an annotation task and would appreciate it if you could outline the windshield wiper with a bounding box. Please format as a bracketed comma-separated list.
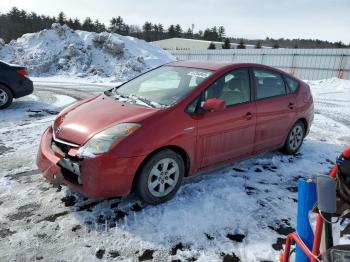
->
[113, 90, 157, 108]
[132, 95, 157, 108]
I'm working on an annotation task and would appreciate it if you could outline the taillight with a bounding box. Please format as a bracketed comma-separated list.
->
[17, 69, 28, 77]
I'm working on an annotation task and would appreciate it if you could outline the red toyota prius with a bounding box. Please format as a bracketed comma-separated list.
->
[37, 61, 313, 204]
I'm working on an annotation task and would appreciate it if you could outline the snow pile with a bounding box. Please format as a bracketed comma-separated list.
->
[0, 24, 174, 82]
[307, 78, 350, 142]
[307, 77, 350, 94]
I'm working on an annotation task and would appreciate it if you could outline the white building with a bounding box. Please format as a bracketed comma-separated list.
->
[152, 37, 266, 50]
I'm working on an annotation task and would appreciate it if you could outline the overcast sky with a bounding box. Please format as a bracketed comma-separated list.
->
[1, 0, 349, 43]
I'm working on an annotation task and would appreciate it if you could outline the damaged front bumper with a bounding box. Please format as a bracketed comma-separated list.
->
[58, 157, 82, 184]
[36, 126, 146, 198]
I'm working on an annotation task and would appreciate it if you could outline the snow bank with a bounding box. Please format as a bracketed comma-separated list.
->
[0, 23, 175, 82]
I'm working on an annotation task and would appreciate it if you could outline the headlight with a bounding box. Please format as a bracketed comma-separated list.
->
[77, 123, 141, 157]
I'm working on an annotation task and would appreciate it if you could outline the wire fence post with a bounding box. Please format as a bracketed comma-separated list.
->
[338, 54, 345, 79]
[261, 53, 265, 64]
[291, 53, 297, 76]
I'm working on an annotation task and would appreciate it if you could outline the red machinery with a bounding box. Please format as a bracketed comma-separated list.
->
[280, 146, 350, 261]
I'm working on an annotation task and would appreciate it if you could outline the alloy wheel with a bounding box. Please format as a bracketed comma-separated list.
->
[0, 89, 8, 106]
[288, 125, 304, 151]
[147, 158, 180, 198]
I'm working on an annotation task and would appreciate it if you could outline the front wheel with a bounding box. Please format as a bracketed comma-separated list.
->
[281, 121, 305, 155]
[135, 149, 184, 205]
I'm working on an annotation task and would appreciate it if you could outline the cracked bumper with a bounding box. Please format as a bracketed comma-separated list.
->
[36, 127, 146, 198]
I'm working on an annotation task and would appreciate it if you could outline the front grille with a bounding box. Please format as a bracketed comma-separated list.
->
[51, 136, 82, 185]
[51, 137, 80, 157]
[52, 140, 70, 155]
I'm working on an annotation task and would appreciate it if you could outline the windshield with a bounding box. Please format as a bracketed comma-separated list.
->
[106, 66, 213, 108]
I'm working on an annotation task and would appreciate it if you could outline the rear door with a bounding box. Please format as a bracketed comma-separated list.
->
[195, 68, 257, 168]
[252, 68, 297, 152]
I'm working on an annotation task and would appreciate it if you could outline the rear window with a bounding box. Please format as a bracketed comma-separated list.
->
[253, 69, 286, 99]
[285, 76, 299, 93]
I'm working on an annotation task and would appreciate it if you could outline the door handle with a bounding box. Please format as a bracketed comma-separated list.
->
[184, 126, 195, 132]
[288, 103, 295, 110]
[245, 112, 253, 120]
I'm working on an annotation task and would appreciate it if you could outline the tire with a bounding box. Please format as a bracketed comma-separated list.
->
[135, 149, 185, 205]
[281, 121, 305, 155]
[0, 85, 13, 109]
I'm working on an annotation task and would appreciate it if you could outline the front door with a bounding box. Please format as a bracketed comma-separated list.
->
[196, 68, 257, 168]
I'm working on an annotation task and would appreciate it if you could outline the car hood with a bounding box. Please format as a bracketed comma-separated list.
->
[52, 94, 159, 145]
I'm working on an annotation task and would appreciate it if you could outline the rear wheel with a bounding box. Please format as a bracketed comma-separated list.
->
[0, 85, 13, 109]
[135, 149, 184, 205]
[281, 121, 305, 155]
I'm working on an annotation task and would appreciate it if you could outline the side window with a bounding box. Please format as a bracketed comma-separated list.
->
[186, 97, 199, 114]
[253, 69, 286, 99]
[204, 69, 250, 106]
[285, 76, 299, 93]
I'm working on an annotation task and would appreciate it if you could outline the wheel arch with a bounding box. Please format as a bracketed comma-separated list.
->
[0, 82, 14, 97]
[296, 117, 308, 133]
[131, 145, 191, 192]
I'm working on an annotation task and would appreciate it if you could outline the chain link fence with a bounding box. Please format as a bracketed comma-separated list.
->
[170, 49, 350, 80]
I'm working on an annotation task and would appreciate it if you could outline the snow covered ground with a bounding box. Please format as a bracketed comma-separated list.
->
[0, 77, 349, 261]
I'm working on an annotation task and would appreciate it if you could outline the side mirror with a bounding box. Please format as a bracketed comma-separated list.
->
[317, 176, 337, 214]
[202, 98, 226, 112]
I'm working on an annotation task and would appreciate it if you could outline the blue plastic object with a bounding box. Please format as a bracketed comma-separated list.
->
[295, 179, 317, 262]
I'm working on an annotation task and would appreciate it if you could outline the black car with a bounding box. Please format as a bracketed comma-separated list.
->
[0, 60, 33, 109]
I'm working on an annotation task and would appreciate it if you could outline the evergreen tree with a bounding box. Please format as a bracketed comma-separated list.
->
[73, 18, 81, 30]
[157, 23, 164, 39]
[115, 16, 124, 31]
[197, 30, 203, 39]
[203, 27, 220, 41]
[167, 24, 176, 38]
[66, 18, 74, 28]
[142, 21, 153, 41]
[273, 42, 279, 49]
[1, 7, 349, 48]
[109, 17, 117, 31]
[174, 24, 182, 37]
[185, 28, 193, 38]
[208, 42, 216, 49]
[94, 20, 106, 32]
[237, 39, 246, 49]
[218, 26, 225, 41]
[335, 41, 345, 48]
[57, 12, 66, 25]
[82, 17, 94, 31]
[222, 38, 230, 49]
[255, 41, 262, 49]
[109, 16, 128, 35]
